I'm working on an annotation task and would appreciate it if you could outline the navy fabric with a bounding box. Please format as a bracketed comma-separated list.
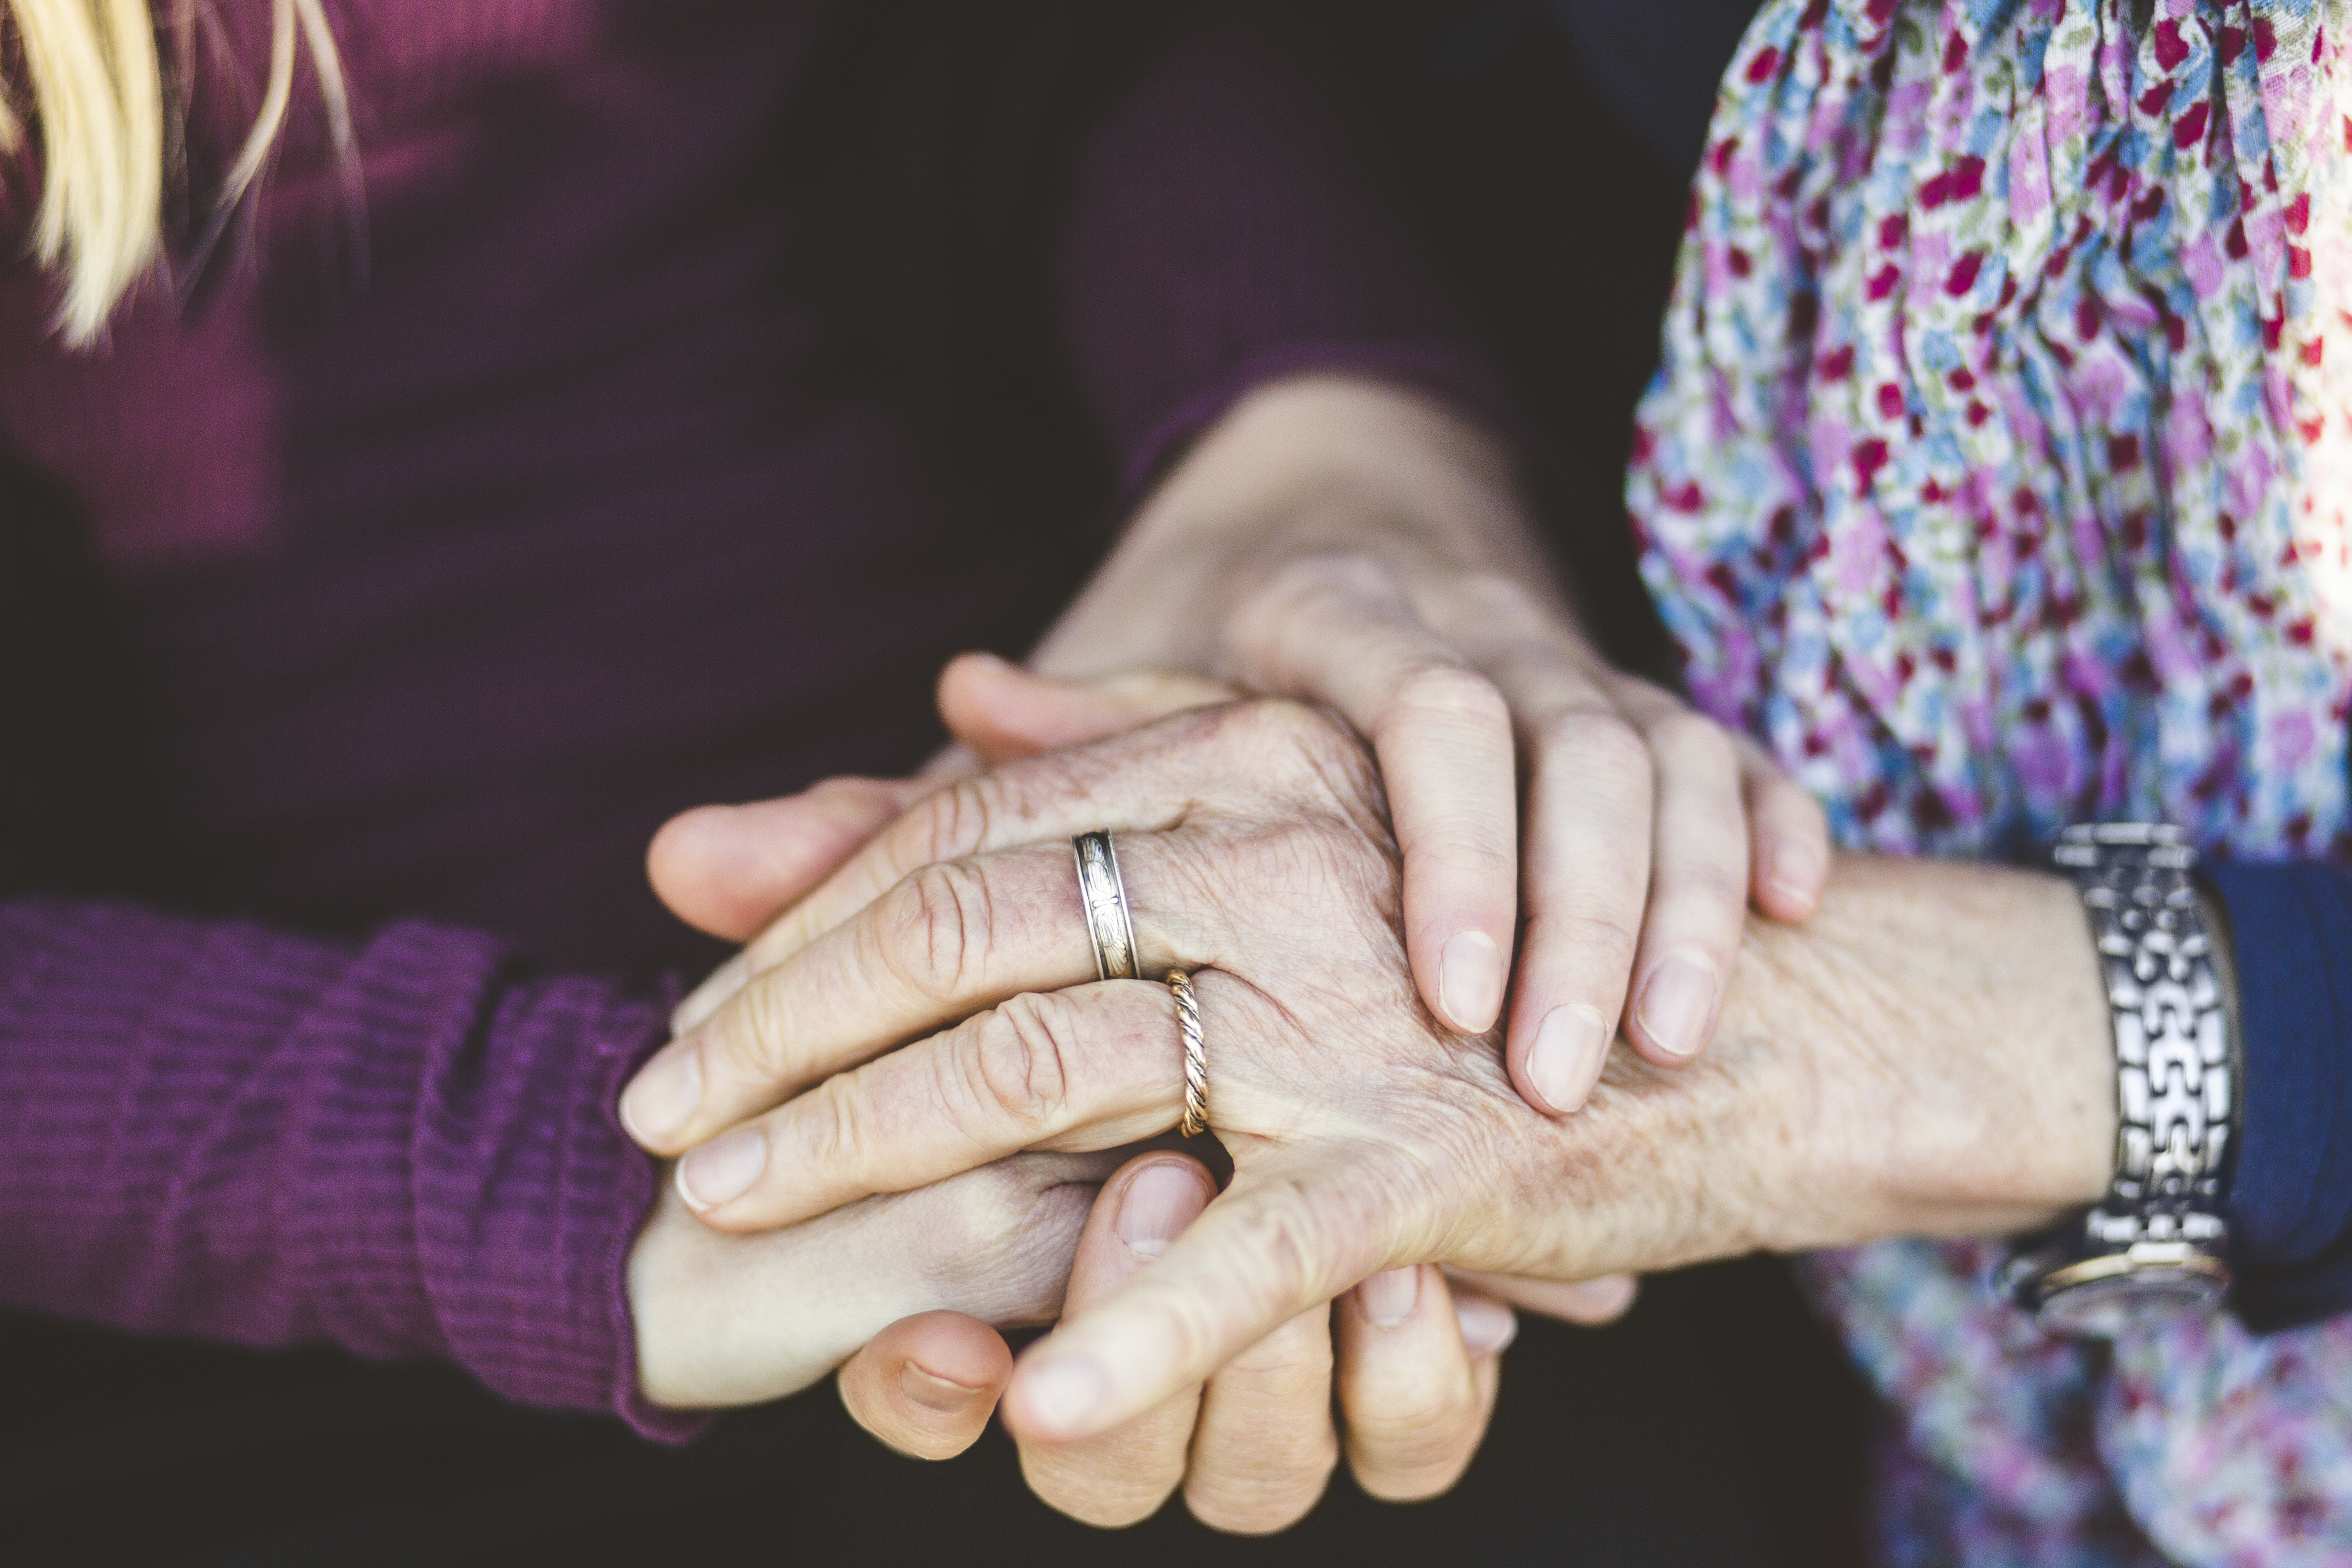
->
[1546, 0, 1760, 179]
[1401, 0, 1759, 181]
[2208, 862, 2352, 1331]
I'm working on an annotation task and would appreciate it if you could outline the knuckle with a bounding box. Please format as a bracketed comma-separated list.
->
[1267, 549, 1396, 606]
[1660, 857, 1750, 928]
[1344, 1379, 1477, 1467]
[1535, 908, 1643, 975]
[880, 859, 996, 999]
[1438, 569, 1542, 626]
[803, 1079, 875, 1189]
[1350, 1436, 1476, 1504]
[918, 1161, 1094, 1316]
[1387, 664, 1509, 734]
[1222, 698, 1374, 798]
[916, 777, 998, 862]
[922, 1163, 1031, 1261]
[1185, 1446, 1339, 1535]
[717, 976, 796, 1085]
[1239, 694, 1341, 755]
[1646, 708, 1738, 776]
[1216, 1183, 1357, 1325]
[961, 994, 1080, 1139]
[1030, 1457, 1184, 1530]
[1535, 709, 1652, 798]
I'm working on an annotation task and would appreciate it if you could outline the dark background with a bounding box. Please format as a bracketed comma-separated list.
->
[0, 4, 1879, 1563]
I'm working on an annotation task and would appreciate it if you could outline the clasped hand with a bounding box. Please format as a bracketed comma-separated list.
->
[621, 671, 2118, 1535]
[619, 658, 1821, 1524]
[626, 680, 1600, 1530]
[606, 377, 2121, 1533]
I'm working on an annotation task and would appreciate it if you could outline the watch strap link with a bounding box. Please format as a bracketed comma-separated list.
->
[2055, 823, 2232, 1252]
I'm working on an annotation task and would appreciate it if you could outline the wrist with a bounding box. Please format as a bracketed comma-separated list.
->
[1034, 375, 1565, 680]
[1717, 856, 2116, 1250]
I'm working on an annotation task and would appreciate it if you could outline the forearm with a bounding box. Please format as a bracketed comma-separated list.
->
[0, 896, 684, 1433]
[1717, 855, 2115, 1238]
[1034, 375, 1567, 680]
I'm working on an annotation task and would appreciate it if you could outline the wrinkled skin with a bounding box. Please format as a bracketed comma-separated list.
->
[634, 668, 1644, 1531]
[629, 695, 2115, 1443]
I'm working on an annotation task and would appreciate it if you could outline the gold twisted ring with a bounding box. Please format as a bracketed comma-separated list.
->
[1072, 830, 1138, 981]
[1169, 970, 1207, 1138]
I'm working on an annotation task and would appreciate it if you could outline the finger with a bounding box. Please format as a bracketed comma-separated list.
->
[1442, 1268, 1638, 1326]
[649, 777, 930, 946]
[1608, 680, 1747, 1068]
[1003, 1161, 1390, 1445]
[1335, 1267, 1498, 1503]
[1182, 1306, 1339, 1534]
[1226, 557, 1516, 1036]
[938, 652, 1236, 766]
[712, 702, 1273, 991]
[1489, 661, 1655, 1116]
[1020, 1155, 1216, 1528]
[1741, 741, 1830, 923]
[631, 1150, 1114, 1410]
[671, 980, 1182, 1231]
[625, 834, 1155, 1160]
[1455, 1294, 1522, 1358]
[837, 1311, 1013, 1460]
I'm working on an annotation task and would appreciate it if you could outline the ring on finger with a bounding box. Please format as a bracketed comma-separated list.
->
[1169, 970, 1208, 1138]
[1072, 830, 1139, 981]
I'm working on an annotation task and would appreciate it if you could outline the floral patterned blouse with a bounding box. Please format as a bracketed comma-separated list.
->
[1627, 0, 2352, 1561]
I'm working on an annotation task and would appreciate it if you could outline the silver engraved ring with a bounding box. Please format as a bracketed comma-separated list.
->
[1072, 831, 1139, 982]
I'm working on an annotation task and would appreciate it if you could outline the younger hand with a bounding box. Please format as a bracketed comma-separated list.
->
[628, 1150, 1110, 1412]
[1026, 375, 1832, 1108]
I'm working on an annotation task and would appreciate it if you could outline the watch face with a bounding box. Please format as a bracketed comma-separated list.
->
[2038, 1268, 2228, 1337]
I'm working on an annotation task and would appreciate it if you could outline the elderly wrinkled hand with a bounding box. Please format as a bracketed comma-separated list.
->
[617, 696, 1653, 1426]
[630, 668, 1611, 1530]
[624, 688, 2121, 1450]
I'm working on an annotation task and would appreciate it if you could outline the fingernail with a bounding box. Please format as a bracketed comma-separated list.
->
[619, 1043, 704, 1148]
[1018, 1358, 1108, 1436]
[1438, 930, 1506, 1034]
[1636, 958, 1717, 1060]
[672, 954, 749, 1037]
[901, 1365, 987, 1416]
[1568, 1276, 1640, 1317]
[676, 1126, 767, 1211]
[1526, 1005, 1609, 1113]
[1115, 1162, 1205, 1259]
[1455, 1296, 1518, 1357]
[1357, 1267, 1420, 1328]
[1767, 842, 1823, 913]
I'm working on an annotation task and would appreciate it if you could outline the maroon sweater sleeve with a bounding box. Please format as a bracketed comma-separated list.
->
[0, 898, 699, 1440]
[1055, 5, 1507, 494]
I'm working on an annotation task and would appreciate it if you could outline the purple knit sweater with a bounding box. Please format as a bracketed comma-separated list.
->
[0, 1, 1480, 1434]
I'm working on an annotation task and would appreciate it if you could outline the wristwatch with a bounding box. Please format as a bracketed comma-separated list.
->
[2000, 824, 2237, 1335]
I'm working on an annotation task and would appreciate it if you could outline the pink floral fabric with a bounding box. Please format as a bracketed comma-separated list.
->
[1630, 0, 2352, 860]
[1627, 0, 2352, 1561]
[1809, 1242, 2352, 1565]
